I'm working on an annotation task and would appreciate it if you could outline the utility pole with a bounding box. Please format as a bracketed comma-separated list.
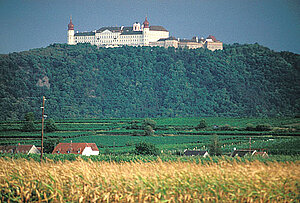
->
[41, 96, 45, 161]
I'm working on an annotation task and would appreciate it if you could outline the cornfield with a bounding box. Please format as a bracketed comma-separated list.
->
[0, 158, 299, 202]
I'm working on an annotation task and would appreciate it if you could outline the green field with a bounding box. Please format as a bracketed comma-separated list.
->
[0, 117, 299, 155]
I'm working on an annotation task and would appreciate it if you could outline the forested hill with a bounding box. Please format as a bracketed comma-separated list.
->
[0, 43, 299, 120]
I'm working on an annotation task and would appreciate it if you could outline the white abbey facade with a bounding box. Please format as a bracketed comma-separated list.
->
[67, 17, 169, 47]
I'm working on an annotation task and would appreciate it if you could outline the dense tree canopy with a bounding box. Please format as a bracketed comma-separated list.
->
[0, 43, 299, 120]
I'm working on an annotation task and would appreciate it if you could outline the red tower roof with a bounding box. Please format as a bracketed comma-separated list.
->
[143, 16, 149, 28]
[68, 17, 74, 30]
[207, 35, 217, 42]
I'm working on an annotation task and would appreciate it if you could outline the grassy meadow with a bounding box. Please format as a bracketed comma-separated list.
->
[0, 158, 299, 202]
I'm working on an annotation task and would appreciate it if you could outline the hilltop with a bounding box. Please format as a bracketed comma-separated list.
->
[0, 43, 299, 120]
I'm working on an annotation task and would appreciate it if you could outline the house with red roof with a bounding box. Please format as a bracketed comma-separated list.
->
[0, 144, 40, 154]
[52, 142, 99, 156]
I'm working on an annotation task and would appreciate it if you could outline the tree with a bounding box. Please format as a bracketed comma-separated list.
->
[144, 125, 154, 136]
[195, 119, 207, 130]
[143, 118, 156, 129]
[135, 141, 159, 155]
[209, 134, 222, 156]
[21, 112, 36, 132]
[43, 138, 60, 153]
[45, 119, 58, 132]
[24, 112, 34, 121]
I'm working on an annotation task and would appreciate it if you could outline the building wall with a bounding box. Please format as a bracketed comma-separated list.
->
[82, 147, 99, 156]
[72, 28, 169, 47]
[165, 40, 179, 48]
[28, 146, 41, 154]
[68, 30, 75, 45]
[147, 30, 169, 44]
[68, 23, 223, 51]
[205, 42, 223, 51]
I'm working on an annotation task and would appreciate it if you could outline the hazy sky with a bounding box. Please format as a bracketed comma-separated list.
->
[0, 0, 299, 54]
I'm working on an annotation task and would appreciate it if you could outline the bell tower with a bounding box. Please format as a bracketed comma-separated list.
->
[143, 16, 150, 46]
[67, 16, 75, 45]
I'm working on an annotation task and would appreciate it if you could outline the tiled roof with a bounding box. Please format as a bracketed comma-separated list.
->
[0, 145, 37, 154]
[97, 27, 122, 33]
[121, 31, 143, 35]
[150, 26, 168, 32]
[122, 26, 133, 32]
[74, 32, 95, 36]
[0, 145, 16, 153]
[206, 35, 221, 42]
[158, 36, 177, 41]
[179, 38, 198, 43]
[15, 145, 34, 153]
[52, 143, 99, 154]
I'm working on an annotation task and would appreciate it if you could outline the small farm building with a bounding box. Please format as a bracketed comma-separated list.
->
[52, 143, 99, 156]
[231, 149, 268, 157]
[252, 151, 269, 157]
[0, 144, 40, 154]
[183, 150, 209, 157]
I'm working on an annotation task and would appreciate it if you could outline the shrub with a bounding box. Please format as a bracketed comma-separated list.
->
[245, 123, 256, 131]
[135, 141, 159, 155]
[218, 124, 233, 131]
[21, 112, 36, 132]
[45, 119, 58, 132]
[144, 125, 154, 136]
[209, 134, 222, 156]
[143, 118, 156, 129]
[256, 124, 272, 131]
[21, 121, 36, 132]
[195, 119, 207, 130]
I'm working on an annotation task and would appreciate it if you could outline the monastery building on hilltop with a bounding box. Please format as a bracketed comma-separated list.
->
[67, 17, 223, 51]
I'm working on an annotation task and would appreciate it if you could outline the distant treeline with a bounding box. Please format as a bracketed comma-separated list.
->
[0, 43, 299, 120]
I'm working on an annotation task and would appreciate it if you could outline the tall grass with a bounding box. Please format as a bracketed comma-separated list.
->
[0, 158, 299, 202]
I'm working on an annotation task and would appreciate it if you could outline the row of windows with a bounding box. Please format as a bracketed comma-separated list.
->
[75, 35, 143, 40]
[76, 39, 143, 43]
[56, 150, 81, 154]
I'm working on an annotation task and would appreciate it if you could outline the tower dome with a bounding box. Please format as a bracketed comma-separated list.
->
[143, 16, 149, 28]
[68, 17, 74, 30]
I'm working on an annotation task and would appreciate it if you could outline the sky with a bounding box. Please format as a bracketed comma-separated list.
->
[0, 0, 299, 54]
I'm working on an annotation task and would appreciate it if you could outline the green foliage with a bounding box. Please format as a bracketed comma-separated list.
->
[144, 125, 154, 136]
[143, 118, 157, 129]
[21, 121, 36, 132]
[24, 112, 34, 121]
[0, 44, 299, 119]
[135, 141, 159, 155]
[255, 124, 272, 131]
[1, 117, 300, 155]
[45, 119, 58, 132]
[195, 119, 207, 130]
[21, 112, 36, 132]
[245, 123, 256, 131]
[43, 138, 60, 153]
[209, 134, 222, 156]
